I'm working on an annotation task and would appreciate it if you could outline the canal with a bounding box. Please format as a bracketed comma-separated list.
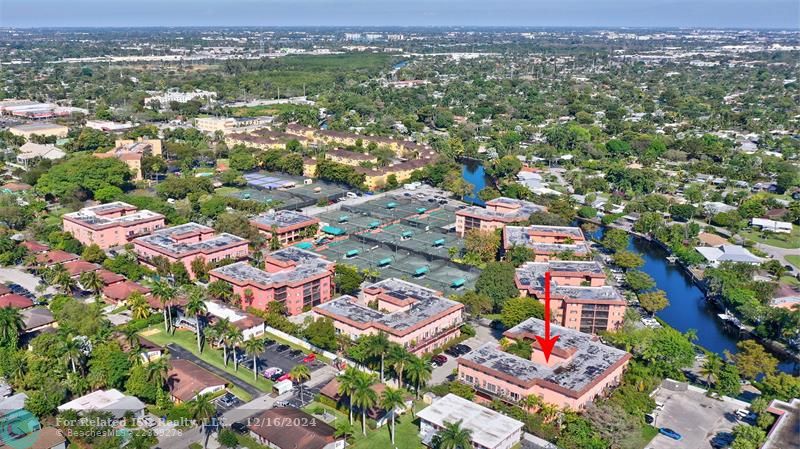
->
[461, 159, 491, 206]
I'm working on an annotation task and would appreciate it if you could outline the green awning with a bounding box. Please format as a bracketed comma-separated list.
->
[377, 258, 392, 267]
[345, 249, 360, 258]
[402, 231, 413, 238]
[294, 242, 313, 250]
[386, 202, 397, 209]
[243, 193, 251, 199]
[417, 207, 427, 214]
[451, 278, 466, 288]
[369, 221, 381, 229]
[322, 226, 345, 236]
[433, 239, 445, 247]
[414, 266, 429, 276]
[338, 215, 349, 223]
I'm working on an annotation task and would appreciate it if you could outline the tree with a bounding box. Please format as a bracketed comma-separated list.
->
[337, 367, 359, 425]
[352, 371, 378, 435]
[150, 280, 177, 333]
[453, 291, 493, 316]
[406, 355, 433, 398]
[506, 245, 534, 267]
[500, 297, 545, 329]
[190, 257, 209, 282]
[612, 250, 645, 271]
[0, 307, 24, 347]
[303, 317, 337, 351]
[714, 363, 742, 397]
[217, 428, 238, 448]
[35, 155, 132, 201]
[185, 287, 208, 353]
[731, 424, 766, 449]
[381, 387, 406, 445]
[146, 356, 170, 390]
[601, 228, 629, 252]
[387, 345, 412, 387]
[365, 333, 390, 382]
[226, 326, 243, 371]
[758, 372, 800, 401]
[79, 270, 105, 300]
[207, 280, 233, 303]
[464, 229, 500, 263]
[475, 262, 518, 310]
[434, 420, 473, 449]
[127, 292, 151, 320]
[732, 340, 778, 381]
[639, 290, 669, 315]
[334, 264, 364, 295]
[625, 270, 655, 293]
[334, 419, 355, 442]
[81, 244, 106, 264]
[243, 338, 263, 381]
[189, 394, 217, 449]
[699, 354, 723, 387]
[669, 203, 696, 222]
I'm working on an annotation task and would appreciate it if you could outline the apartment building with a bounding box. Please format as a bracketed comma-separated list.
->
[503, 225, 592, 261]
[62, 202, 166, 249]
[313, 278, 464, 354]
[455, 197, 546, 237]
[95, 138, 162, 181]
[250, 210, 319, 247]
[515, 261, 626, 333]
[209, 247, 335, 315]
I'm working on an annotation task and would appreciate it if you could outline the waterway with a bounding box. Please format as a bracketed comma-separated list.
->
[460, 159, 491, 206]
[587, 227, 797, 374]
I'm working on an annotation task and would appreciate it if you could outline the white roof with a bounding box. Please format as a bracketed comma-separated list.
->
[57, 389, 144, 414]
[752, 218, 792, 231]
[0, 393, 28, 417]
[695, 245, 763, 264]
[17, 142, 66, 160]
[417, 394, 523, 449]
[204, 300, 247, 323]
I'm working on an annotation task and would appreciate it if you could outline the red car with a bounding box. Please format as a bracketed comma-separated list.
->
[431, 354, 447, 366]
[303, 353, 316, 363]
[277, 373, 291, 382]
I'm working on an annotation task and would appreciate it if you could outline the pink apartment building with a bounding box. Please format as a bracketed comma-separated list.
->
[250, 210, 319, 247]
[503, 225, 592, 261]
[313, 278, 464, 355]
[455, 197, 546, 237]
[62, 202, 166, 249]
[209, 247, 335, 315]
[133, 222, 249, 279]
[515, 261, 626, 334]
[457, 317, 630, 410]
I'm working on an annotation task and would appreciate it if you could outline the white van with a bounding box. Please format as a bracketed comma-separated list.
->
[346, 192, 358, 199]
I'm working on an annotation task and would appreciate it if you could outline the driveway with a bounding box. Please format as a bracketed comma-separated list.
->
[167, 344, 262, 399]
[430, 322, 501, 385]
[258, 340, 326, 374]
[0, 267, 55, 295]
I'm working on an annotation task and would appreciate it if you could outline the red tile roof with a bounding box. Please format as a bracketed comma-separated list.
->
[63, 260, 101, 277]
[103, 280, 150, 303]
[21, 241, 49, 253]
[35, 250, 78, 266]
[0, 294, 34, 309]
[1, 182, 32, 192]
[167, 359, 227, 402]
[96, 269, 126, 285]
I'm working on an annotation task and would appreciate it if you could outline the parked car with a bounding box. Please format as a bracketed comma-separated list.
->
[218, 393, 238, 408]
[303, 353, 316, 363]
[139, 416, 157, 428]
[431, 354, 447, 366]
[263, 339, 276, 347]
[231, 422, 248, 434]
[277, 373, 291, 382]
[263, 367, 283, 379]
[289, 349, 303, 357]
[275, 344, 290, 353]
[659, 428, 682, 440]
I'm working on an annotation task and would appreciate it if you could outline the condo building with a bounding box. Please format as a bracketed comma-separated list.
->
[62, 202, 166, 249]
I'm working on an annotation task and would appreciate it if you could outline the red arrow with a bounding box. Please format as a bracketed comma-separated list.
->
[535, 271, 560, 362]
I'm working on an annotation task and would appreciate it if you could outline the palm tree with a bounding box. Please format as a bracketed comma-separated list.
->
[79, 270, 104, 300]
[189, 393, 217, 449]
[435, 420, 473, 449]
[334, 419, 355, 442]
[52, 264, 76, 293]
[387, 345, 412, 387]
[150, 280, 177, 333]
[243, 338, 263, 381]
[539, 403, 559, 424]
[207, 280, 233, 303]
[63, 337, 83, 374]
[522, 394, 542, 411]
[337, 367, 359, 425]
[147, 356, 170, 389]
[128, 292, 151, 320]
[366, 332, 390, 382]
[0, 306, 24, 347]
[226, 326, 243, 371]
[291, 364, 312, 401]
[211, 318, 232, 365]
[700, 354, 723, 387]
[381, 387, 405, 445]
[185, 288, 208, 353]
[352, 371, 378, 435]
[405, 355, 432, 398]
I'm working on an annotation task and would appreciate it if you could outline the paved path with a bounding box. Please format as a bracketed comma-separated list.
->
[751, 241, 799, 269]
[430, 321, 501, 385]
[167, 344, 263, 399]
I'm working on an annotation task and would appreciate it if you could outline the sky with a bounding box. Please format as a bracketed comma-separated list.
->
[1, 0, 798, 29]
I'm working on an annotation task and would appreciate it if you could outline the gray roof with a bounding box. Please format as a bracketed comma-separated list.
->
[21, 307, 55, 331]
[515, 262, 623, 302]
[459, 197, 545, 221]
[505, 226, 591, 254]
[460, 318, 628, 393]
[315, 278, 461, 334]
[135, 222, 247, 256]
[211, 247, 332, 287]
[251, 210, 317, 229]
[63, 202, 163, 228]
[695, 245, 763, 264]
[417, 394, 523, 449]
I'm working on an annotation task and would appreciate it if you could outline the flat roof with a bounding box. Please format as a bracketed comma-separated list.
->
[504, 226, 591, 254]
[457, 197, 545, 221]
[515, 261, 623, 302]
[251, 210, 318, 230]
[63, 202, 164, 229]
[764, 398, 800, 449]
[417, 394, 523, 449]
[57, 388, 144, 414]
[210, 247, 332, 288]
[460, 318, 629, 395]
[315, 278, 462, 334]
[134, 222, 247, 257]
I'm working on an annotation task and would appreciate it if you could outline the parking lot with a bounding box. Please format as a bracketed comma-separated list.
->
[245, 338, 326, 380]
[649, 380, 750, 449]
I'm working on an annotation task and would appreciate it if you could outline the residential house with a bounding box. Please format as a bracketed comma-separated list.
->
[695, 244, 763, 266]
[167, 360, 227, 403]
[247, 408, 343, 449]
[57, 389, 146, 419]
[95, 138, 162, 181]
[417, 394, 523, 449]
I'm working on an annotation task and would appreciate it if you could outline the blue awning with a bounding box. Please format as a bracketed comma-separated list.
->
[386, 202, 397, 209]
[322, 226, 345, 236]
[402, 231, 413, 238]
[451, 278, 466, 288]
[377, 258, 392, 267]
[294, 242, 313, 250]
[338, 215, 349, 223]
[369, 221, 381, 229]
[414, 266, 429, 276]
[345, 249, 360, 258]
[433, 239, 445, 247]
[417, 207, 427, 214]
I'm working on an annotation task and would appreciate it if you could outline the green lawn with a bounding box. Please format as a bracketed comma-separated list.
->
[139, 326, 273, 400]
[740, 228, 800, 249]
[780, 275, 800, 288]
[786, 255, 800, 269]
[349, 411, 423, 449]
[619, 425, 659, 449]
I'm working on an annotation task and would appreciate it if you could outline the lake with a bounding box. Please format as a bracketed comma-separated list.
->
[460, 159, 491, 206]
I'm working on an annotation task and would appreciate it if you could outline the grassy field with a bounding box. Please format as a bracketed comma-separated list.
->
[786, 255, 800, 269]
[139, 326, 272, 400]
[740, 228, 800, 249]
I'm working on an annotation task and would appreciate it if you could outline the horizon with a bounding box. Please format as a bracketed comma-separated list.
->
[1, 0, 798, 29]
